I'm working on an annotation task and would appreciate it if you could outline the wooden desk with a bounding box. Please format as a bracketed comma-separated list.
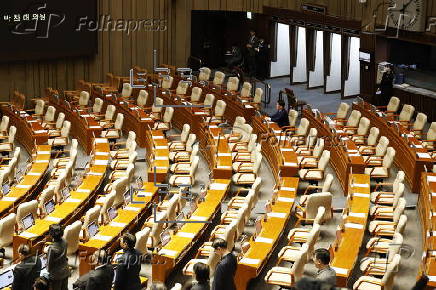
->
[0, 105, 49, 154]
[152, 179, 230, 283]
[303, 109, 365, 193]
[330, 174, 371, 287]
[12, 139, 109, 259]
[235, 177, 299, 290]
[354, 102, 434, 193]
[418, 172, 436, 288]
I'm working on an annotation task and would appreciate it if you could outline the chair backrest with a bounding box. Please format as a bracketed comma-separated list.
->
[83, 205, 101, 234]
[213, 71, 225, 85]
[148, 213, 167, 247]
[190, 144, 199, 157]
[35, 99, 45, 115]
[56, 112, 65, 129]
[126, 131, 136, 148]
[306, 224, 321, 257]
[38, 187, 55, 215]
[189, 156, 200, 176]
[288, 110, 298, 127]
[152, 97, 164, 113]
[224, 221, 238, 251]
[240, 82, 252, 97]
[382, 147, 396, 169]
[322, 174, 333, 192]
[393, 198, 406, 222]
[318, 150, 330, 170]
[314, 206, 326, 225]
[163, 107, 174, 123]
[253, 154, 262, 173]
[121, 83, 132, 97]
[185, 134, 197, 151]
[367, 127, 380, 146]
[0, 116, 9, 132]
[44, 106, 56, 123]
[313, 138, 325, 158]
[214, 100, 227, 117]
[387, 97, 400, 113]
[346, 110, 361, 127]
[176, 81, 189, 95]
[198, 67, 211, 81]
[135, 227, 151, 254]
[357, 117, 370, 136]
[60, 121, 71, 138]
[376, 136, 389, 156]
[107, 113, 121, 130]
[179, 124, 190, 143]
[79, 91, 90, 106]
[413, 112, 427, 131]
[100, 191, 116, 224]
[207, 250, 220, 274]
[137, 90, 148, 107]
[394, 171, 405, 186]
[204, 94, 215, 107]
[392, 183, 405, 208]
[306, 128, 318, 147]
[190, 87, 202, 102]
[381, 253, 401, 289]
[399, 104, 415, 122]
[291, 244, 308, 281]
[113, 177, 129, 207]
[63, 220, 82, 255]
[0, 213, 16, 247]
[336, 102, 350, 119]
[105, 105, 116, 120]
[253, 88, 263, 103]
[53, 173, 66, 202]
[162, 76, 174, 89]
[426, 122, 436, 142]
[16, 200, 38, 229]
[8, 126, 17, 144]
[297, 118, 309, 136]
[92, 98, 103, 114]
[306, 192, 332, 221]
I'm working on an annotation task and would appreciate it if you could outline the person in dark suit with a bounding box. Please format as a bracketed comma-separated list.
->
[379, 64, 395, 106]
[33, 277, 49, 290]
[190, 262, 210, 290]
[246, 30, 259, 77]
[12, 244, 42, 290]
[73, 250, 114, 290]
[269, 100, 290, 128]
[114, 233, 142, 290]
[211, 238, 237, 290]
[46, 224, 70, 290]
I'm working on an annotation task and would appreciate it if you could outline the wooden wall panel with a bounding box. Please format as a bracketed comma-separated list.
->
[1, 0, 435, 102]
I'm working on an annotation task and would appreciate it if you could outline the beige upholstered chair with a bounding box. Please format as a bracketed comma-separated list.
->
[154, 107, 174, 131]
[207, 100, 226, 123]
[150, 97, 164, 119]
[110, 163, 134, 183]
[146, 212, 167, 248]
[170, 155, 199, 174]
[48, 121, 70, 147]
[369, 214, 407, 238]
[137, 90, 148, 107]
[161, 75, 174, 89]
[0, 213, 16, 248]
[278, 224, 320, 263]
[99, 191, 116, 225]
[92, 98, 103, 115]
[121, 83, 132, 98]
[360, 239, 403, 274]
[288, 118, 310, 144]
[358, 127, 380, 153]
[111, 132, 136, 158]
[423, 122, 436, 151]
[365, 232, 403, 261]
[48, 113, 65, 137]
[213, 71, 225, 86]
[78, 91, 90, 107]
[169, 158, 199, 186]
[41, 106, 56, 128]
[232, 154, 262, 185]
[168, 124, 190, 150]
[0, 126, 16, 153]
[369, 198, 406, 235]
[378, 96, 400, 116]
[298, 150, 330, 182]
[183, 250, 220, 277]
[32, 99, 45, 118]
[297, 138, 325, 165]
[364, 147, 395, 178]
[353, 254, 400, 290]
[240, 82, 252, 98]
[411, 112, 427, 139]
[397, 104, 415, 123]
[264, 244, 308, 287]
[111, 151, 137, 170]
[301, 173, 333, 198]
[344, 110, 361, 128]
[198, 67, 211, 82]
[175, 81, 189, 95]
[98, 105, 116, 126]
[63, 220, 82, 255]
[101, 113, 124, 139]
[293, 128, 317, 151]
[361, 135, 389, 157]
[81, 205, 101, 241]
[325, 102, 350, 125]
[288, 207, 325, 240]
[189, 87, 202, 103]
[295, 192, 332, 224]
[169, 143, 199, 163]
[0, 116, 9, 136]
[347, 116, 370, 136]
[37, 187, 55, 217]
[135, 227, 151, 254]
[371, 181, 404, 206]
[363, 136, 390, 165]
[203, 94, 215, 108]
[16, 200, 38, 231]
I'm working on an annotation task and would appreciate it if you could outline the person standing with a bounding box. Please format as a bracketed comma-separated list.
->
[211, 238, 237, 290]
[12, 244, 42, 290]
[269, 100, 290, 128]
[313, 248, 336, 287]
[246, 30, 258, 77]
[46, 224, 70, 290]
[255, 38, 269, 80]
[191, 262, 210, 290]
[73, 249, 114, 290]
[114, 233, 142, 290]
[379, 64, 395, 106]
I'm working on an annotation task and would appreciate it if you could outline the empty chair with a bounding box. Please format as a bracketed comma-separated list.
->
[378, 96, 400, 116]
[0, 213, 16, 248]
[154, 107, 174, 131]
[16, 200, 38, 231]
[369, 214, 407, 238]
[169, 133, 196, 153]
[48, 112, 65, 137]
[161, 75, 174, 89]
[146, 213, 167, 248]
[358, 127, 380, 153]
[364, 147, 396, 179]
[91, 98, 104, 115]
[169, 158, 199, 186]
[101, 113, 124, 139]
[347, 116, 370, 136]
[298, 150, 330, 182]
[121, 83, 132, 98]
[343, 110, 361, 129]
[240, 82, 252, 98]
[37, 187, 55, 217]
[63, 220, 82, 255]
[410, 112, 427, 139]
[169, 143, 199, 163]
[423, 122, 436, 151]
[111, 151, 137, 170]
[278, 224, 320, 263]
[78, 91, 90, 107]
[226, 77, 239, 92]
[0, 126, 17, 153]
[170, 155, 199, 174]
[203, 93, 215, 109]
[135, 227, 151, 254]
[371, 180, 404, 206]
[41, 106, 56, 129]
[168, 124, 190, 150]
[361, 135, 389, 157]
[282, 110, 299, 132]
[288, 207, 325, 240]
[353, 254, 400, 290]
[80, 205, 101, 241]
[198, 67, 211, 82]
[175, 81, 189, 95]
[0, 116, 9, 136]
[190, 87, 203, 103]
[297, 138, 325, 167]
[99, 191, 116, 225]
[325, 102, 350, 124]
[48, 121, 71, 147]
[232, 154, 262, 185]
[213, 71, 225, 86]
[293, 128, 317, 151]
[98, 104, 116, 126]
[137, 90, 148, 107]
[295, 192, 332, 224]
[301, 173, 333, 198]
[31, 99, 45, 118]
[111, 131, 136, 158]
[150, 97, 164, 119]
[207, 100, 226, 123]
[287, 118, 310, 145]
[396, 104, 415, 124]
[369, 198, 406, 236]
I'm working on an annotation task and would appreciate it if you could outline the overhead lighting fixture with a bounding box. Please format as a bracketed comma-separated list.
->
[247, 12, 252, 19]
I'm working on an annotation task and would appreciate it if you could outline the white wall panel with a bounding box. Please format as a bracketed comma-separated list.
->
[292, 26, 307, 83]
[344, 37, 360, 97]
[270, 23, 290, 78]
[308, 30, 324, 88]
[326, 33, 342, 92]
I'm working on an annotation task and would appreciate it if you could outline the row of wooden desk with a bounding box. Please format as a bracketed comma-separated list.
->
[418, 172, 436, 288]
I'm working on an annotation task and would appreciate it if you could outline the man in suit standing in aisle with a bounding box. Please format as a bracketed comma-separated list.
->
[12, 244, 42, 290]
[211, 238, 237, 290]
[246, 30, 258, 77]
[73, 249, 114, 290]
[46, 224, 70, 290]
[113, 233, 142, 290]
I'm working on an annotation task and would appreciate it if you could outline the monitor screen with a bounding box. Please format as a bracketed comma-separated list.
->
[44, 200, 55, 214]
[107, 207, 117, 221]
[62, 188, 70, 199]
[0, 269, 13, 288]
[160, 230, 171, 247]
[21, 213, 34, 230]
[124, 190, 132, 206]
[136, 177, 143, 190]
[87, 221, 98, 238]
[2, 184, 10, 195]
